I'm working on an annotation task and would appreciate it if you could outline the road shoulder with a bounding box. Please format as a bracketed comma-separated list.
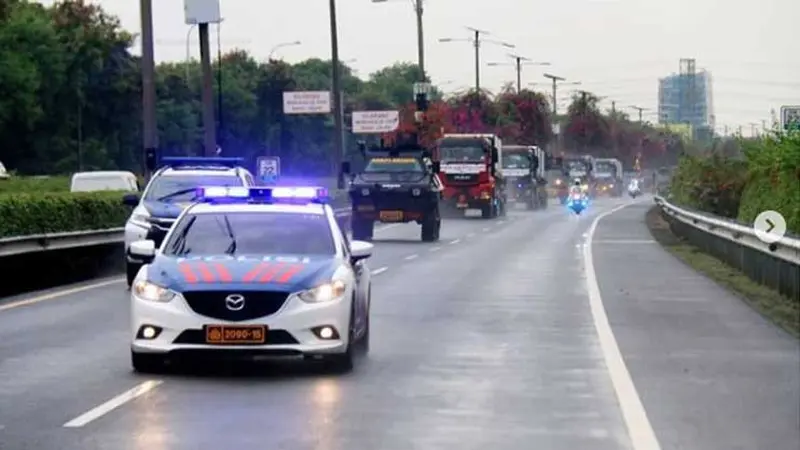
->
[591, 203, 800, 450]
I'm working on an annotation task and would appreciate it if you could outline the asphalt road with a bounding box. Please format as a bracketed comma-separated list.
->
[0, 197, 798, 450]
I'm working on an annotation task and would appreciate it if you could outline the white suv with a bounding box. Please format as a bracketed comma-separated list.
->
[122, 157, 255, 286]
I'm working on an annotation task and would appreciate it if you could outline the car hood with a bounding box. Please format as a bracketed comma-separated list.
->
[142, 200, 193, 219]
[146, 254, 340, 293]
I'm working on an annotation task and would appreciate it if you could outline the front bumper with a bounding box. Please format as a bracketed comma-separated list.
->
[351, 191, 436, 223]
[131, 291, 351, 357]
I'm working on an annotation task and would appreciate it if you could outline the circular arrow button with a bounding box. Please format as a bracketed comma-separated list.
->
[753, 210, 787, 244]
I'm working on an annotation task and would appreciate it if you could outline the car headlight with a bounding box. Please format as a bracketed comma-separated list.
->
[297, 280, 346, 304]
[411, 188, 421, 196]
[132, 280, 176, 302]
[360, 188, 370, 196]
[129, 213, 150, 228]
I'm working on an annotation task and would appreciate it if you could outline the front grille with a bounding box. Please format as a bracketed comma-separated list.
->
[356, 191, 431, 210]
[182, 291, 290, 321]
[173, 329, 298, 345]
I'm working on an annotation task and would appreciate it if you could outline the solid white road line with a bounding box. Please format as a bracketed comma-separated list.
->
[404, 254, 419, 261]
[584, 203, 661, 450]
[63, 380, 163, 428]
[371, 267, 388, 275]
[593, 239, 656, 244]
[0, 277, 124, 313]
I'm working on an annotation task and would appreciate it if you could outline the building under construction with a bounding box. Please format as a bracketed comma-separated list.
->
[657, 58, 715, 139]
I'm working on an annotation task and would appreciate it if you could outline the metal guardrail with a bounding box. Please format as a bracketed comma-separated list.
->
[0, 208, 353, 257]
[654, 195, 799, 299]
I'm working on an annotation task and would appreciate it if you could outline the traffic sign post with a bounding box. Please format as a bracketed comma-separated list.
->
[257, 156, 280, 184]
[780, 105, 800, 131]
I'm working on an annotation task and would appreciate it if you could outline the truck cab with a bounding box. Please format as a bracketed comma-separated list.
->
[593, 158, 623, 196]
[436, 133, 506, 219]
[502, 145, 549, 210]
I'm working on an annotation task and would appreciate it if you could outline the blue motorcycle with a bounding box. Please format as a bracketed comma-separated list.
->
[566, 192, 588, 214]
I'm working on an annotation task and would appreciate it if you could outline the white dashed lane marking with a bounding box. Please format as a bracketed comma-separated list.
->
[429, 247, 441, 252]
[404, 254, 419, 261]
[449, 239, 460, 245]
[63, 380, 163, 428]
[371, 267, 388, 275]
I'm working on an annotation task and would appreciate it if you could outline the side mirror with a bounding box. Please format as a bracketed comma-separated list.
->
[350, 240, 373, 262]
[122, 193, 140, 206]
[129, 240, 156, 260]
[431, 161, 440, 173]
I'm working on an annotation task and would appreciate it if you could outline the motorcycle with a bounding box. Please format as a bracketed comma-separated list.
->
[627, 181, 641, 198]
[567, 192, 587, 214]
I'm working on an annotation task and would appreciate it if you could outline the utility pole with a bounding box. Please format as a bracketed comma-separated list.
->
[216, 22, 224, 150]
[630, 105, 646, 123]
[543, 73, 565, 116]
[199, 23, 217, 156]
[487, 54, 549, 93]
[611, 101, 616, 116]
[439, 28, 514, 92]
[372, 0, 426, 81]
[329, 0, 346, 188]
[140, 0, 157, 178]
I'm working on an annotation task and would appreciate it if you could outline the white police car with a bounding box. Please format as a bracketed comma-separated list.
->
[122, 157, 255, 286]
[128, 186, 373, 373]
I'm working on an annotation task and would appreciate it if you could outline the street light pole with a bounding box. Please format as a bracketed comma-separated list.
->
[630, 105, 646, 123]
[140, 0, 157, 178]
[268, 40, 302, 60]
[199, 22, 217, 156]
[329, 0, 346, 188]
[216, 21, 223, 150]
[543, 73, 566, 116]
[439, 28, 514, 93]
[487, 54, 550, 93]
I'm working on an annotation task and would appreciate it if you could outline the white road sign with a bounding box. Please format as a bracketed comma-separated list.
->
[283, 91, 331, 114]
[780, 105, 800, 131]
[257, 156, 280, 183]
[352, 110, 400, 133]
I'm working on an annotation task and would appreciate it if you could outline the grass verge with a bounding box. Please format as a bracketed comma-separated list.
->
[645, 205, 799, 338]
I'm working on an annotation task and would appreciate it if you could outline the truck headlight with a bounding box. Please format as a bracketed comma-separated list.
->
[132, 280, 176, 303]
[411, 188, 421, 196]
[360, 188, 370, 196]
[297, 280, 346, 303]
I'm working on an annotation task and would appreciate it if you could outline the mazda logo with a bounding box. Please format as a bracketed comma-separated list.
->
[225, 294, 245, 311]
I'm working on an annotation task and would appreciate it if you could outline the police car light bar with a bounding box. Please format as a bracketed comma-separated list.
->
[195, 186, 329, 203]
[161, 156, 244, 168]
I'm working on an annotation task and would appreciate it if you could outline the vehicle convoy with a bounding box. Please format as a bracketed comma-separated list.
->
[557, 155, 594, 203]
[592, 158, 623, 196]
[343, 138, 443, 242]
[436, 133, 506, 218]
[501, 145, 549, 210]
[121, 157, 256, 287]
[128, 185, 373, 373]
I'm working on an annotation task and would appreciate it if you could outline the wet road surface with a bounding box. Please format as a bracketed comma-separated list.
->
[1, 198, 798, 450]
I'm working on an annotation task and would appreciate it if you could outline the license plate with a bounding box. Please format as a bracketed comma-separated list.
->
[205, 325, 266, 344]
[379, 210, 403, 221]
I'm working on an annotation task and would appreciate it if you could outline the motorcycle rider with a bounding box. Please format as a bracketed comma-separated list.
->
[628, 178, 641, 197]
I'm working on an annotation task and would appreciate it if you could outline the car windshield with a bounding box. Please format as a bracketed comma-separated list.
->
[502, 154, 529, 169]
[595, 162, 616, 174]
[164, 212, 335, 256]
[440, 146, 485, 162]
[364, 157, 423, 173]
[144, 174, 243, 202]
[566, 160, 589, 172]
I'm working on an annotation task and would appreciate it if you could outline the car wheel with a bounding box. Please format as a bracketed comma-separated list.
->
[131, 351, 167, 374]
[126, 262, 141, 288]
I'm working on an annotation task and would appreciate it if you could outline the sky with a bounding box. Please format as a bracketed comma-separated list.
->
[42, 0, 800, 136]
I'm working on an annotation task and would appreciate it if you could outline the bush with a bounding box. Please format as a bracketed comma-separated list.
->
[0, 191, 131, 238]
[669, 153, 748, 218]
[669, 131, 800, 233]
[0, 176, 71, 193]
[738, 132, 800, 233]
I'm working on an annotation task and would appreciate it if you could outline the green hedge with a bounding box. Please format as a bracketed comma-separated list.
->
[0, 191, 131, 238]
[0, 175, 71, 193]
[669, 131, 800, 234]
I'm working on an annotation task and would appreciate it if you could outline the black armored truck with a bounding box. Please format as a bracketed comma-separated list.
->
[341, 138, 443, 242]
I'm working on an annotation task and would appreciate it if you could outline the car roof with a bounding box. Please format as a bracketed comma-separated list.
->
[159, 167, 241, 176]
[72, 170, 136, 178]
[187, 202, 328, 215]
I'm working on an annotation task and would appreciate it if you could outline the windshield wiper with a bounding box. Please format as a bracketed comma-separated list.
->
[156, 188, 197, 202]
[169, 216, 196, 255]
[221, 215, 236, 255]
